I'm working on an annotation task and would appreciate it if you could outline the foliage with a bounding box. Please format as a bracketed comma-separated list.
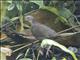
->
[30, 0, 80, 31]
[16, 39, 78, 60]
[1, 0, 79, 31]
[1, 0, 39, 32]
[1, 0, 80, 60]
[41, 39, 78, 60]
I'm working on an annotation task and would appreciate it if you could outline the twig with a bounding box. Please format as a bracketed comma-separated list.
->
[59, 32, 80, 37]
[57, 25, 80, 34]
[12, 40, 40, 53]
[10, 43, 27, 48]
[24, 9, 38, 16]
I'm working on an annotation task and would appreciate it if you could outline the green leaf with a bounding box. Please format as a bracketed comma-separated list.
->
[7, 0, 12, 4]
[62, 57, 67, 60]
[24, 48, 30, 57]
[16, 53, 24, 60]
[8, 3, 15, 11]
[41, 39, 78, 60]
[57, 16, 69, 25]
[30, 0, 44, 8]
[51, 57, 56, 60]
[30, 1, 71, 25]
[40, 6, 68, 24]
[19, 15, 24, 32]
[41, 6, 59, 15]
[41, 6, 74, 25]
[19, 58, 32, 60]
[10, 17, 19, 21]
[58, 8, 74, 24]
[16, 2, 22, 11]
[58, 8, 72, 19]
[1, 1, 8, 22]
[0, 52, 6, 60]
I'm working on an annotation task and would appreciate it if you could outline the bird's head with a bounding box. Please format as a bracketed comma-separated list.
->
[25, 15, 34, 24]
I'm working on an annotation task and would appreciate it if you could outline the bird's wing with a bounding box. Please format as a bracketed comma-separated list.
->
[31, 23, 58, 40]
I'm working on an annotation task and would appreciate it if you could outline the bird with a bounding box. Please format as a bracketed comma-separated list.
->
[24, 15, 59, 40]
[24, 15, 80, 46]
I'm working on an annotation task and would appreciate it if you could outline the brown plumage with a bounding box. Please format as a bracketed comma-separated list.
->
[24, 15, 80, 47]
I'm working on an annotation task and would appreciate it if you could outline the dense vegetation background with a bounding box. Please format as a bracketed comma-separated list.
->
[0, 0, 80, 60]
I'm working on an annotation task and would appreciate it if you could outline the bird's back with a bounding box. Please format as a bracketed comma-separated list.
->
[31, 22, 58, 40]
